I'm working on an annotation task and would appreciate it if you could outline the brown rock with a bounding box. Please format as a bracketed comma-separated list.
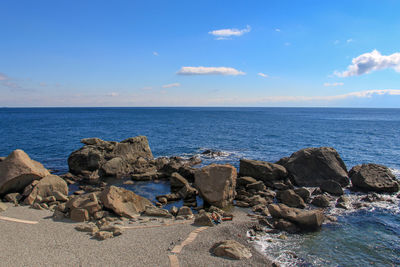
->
[195, 164, 237, 208]
[0, 149, 50, 195]
[24, 175, 68, 205]
[211, 240, 252, 260]
[350, 164, 399, 193]
[177, 206, 193, 217]
[4, 192, 22, 204]
[193, 212, 214, 227]
[239, 159, 287, 186]
[311, 195, 330, 208]
[93, 231, 114, 240]
[276, 189, 306, 208]
[100, 186, 153, 218]
[70, 208, 89, 222]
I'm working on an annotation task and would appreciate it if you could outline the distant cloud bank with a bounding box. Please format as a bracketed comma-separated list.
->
[209, 25, 251, 40]
[335, 50, 400, 77]
[177, 66, 245, 76]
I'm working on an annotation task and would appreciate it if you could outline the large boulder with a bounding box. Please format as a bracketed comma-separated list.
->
[268, 203, 324, 230]
[68, 136, 153, 179]
[99, 186, 153, 218]
[24, 175, 68, 205]
[0, 150, 50, 195]
[284, 147, 349, 187]
[195, 164, 237, 208]
[350, 164, 399, 193]
[276, 189, 306, 208]
[239, 159, 287, 186]
[211, 240, 252, 260]
[320, 180, 344, 196]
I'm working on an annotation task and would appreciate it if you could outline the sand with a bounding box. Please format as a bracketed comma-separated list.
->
[0, 203, 272, 267]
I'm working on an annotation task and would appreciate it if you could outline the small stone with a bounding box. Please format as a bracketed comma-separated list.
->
[169, 206, 178, 216]
[93, 231, 114, 240]
[211, 240, 252, 260]
[74, 190, 85, 195]
[42, 196, 57, 203]
[123, 180, 134, 185]
[52, 191, 69, 202]
[177, 206, 193, 217]
[4, 193, 22, 204]
[70, 208, 89, 222]
[75, 223, 99, 233]
[32, 202, 43, 210]
[311, 195, 330, 208]
[193, 212, 214, 227]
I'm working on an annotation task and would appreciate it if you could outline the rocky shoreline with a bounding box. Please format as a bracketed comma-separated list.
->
[1, 135, 399, 265]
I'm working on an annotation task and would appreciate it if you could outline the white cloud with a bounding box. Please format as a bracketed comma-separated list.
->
[258, 72, 269, 78]
[346, 38, 354, 43]
[284, 42, 291, 46]
[335, 50, 400, 77]
[106, 92, 119, 97]
[162, 83, 181, 88]
[209, 25, 251, 40]
[323, 82, 344, 87]
[0, 73, 9, 81]
[177, 66, 245, 76]
[275, 28, 281, 32]
[153, 51, 159, 56]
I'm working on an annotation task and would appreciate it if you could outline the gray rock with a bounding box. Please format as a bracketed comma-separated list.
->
[350, 164, 399, 193]
[320, 180, 344, 196]
[239, 159, 287, 186]
[284, 147, 349, 187]
[276, 189, 306, 208]
[311, 195, 330, 208]
[4, 192, 22, 204]
[246, 181, 266, 191]
[144, 206, 173, 218]
[193, 212, 214, 227]
[294, 188, 311, 202]
[211, 240, 252, 260]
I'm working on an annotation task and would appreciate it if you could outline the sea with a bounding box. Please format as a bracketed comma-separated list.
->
[0, 107, 399, 266]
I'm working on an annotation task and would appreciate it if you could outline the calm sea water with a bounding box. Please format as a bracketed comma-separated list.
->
[0, 107, 399, 266]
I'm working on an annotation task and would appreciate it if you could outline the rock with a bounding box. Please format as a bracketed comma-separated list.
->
[0, 201, 7, 212]
[52, 191, 69, 202]
[239, 159, 288, 186]
[24, 175, 68, 205]
[75, 223, 99, 233]
[276, 190, 306, 208]
[275, 157, 289, 166]
[195, 164, 237, 208]
[68, 136, 153, 179]
[211, 240, 252, 260]
[294, 188, 311, 202]
[284, 147, 349, 187]
[144, 206, 173, 218]
[273, 219, 300, 234]
[42, 195, 57, 203]
[52, 210, 65, 220]
[236, 176, 258, 187]
[193, 212, 214, 227]
[169, 206, 178, 216]
[235, 201, 250, 208]
[349, 164, 399, 193]
[177, 183, 197, 199]
[177, 206, 193, 217]
[4, 192, 22, 204]
[100, 186, 153, 218]
[0, 149, 50, 195]
[311, 195, 330, 208]
[70, 208, 89, 222]
[272, 181, 293, 190]
[123, 180, 134, 185]
[320, 180, 344, 196]
[93, 231, 114, 241]
[170, 172, 189, 191]
[131, 171, 159, 181]
[246, 181, 266, 191]
[268, 203, 324, 230]
[93, 211, 109, 220]
[66, 192, 102, 216]
[248, 195, 269, 206]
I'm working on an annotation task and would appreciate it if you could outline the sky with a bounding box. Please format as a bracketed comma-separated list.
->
[1, 0, 400, 107]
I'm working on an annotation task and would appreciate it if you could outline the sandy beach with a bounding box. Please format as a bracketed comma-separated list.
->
[0, 203, 271, 267]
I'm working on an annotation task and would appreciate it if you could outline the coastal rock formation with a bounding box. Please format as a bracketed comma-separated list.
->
[239, 159, 288, 186]
[100, 186, 153, 218]
[211, 240, 252, 260]
[195, 164, 237, 208]
[0, 149, 50, 195]
[349, 164, 399, 193]
[268, 203, 324, 230]
[311, 195, 330, 208]
[23, 175, 68, 205]
[284, 147, 349, 187]
[276, 189, 306, 208]
[66, 192, 102, 220]
[320, 180, 344, 196]
[68, 136, 153, 179]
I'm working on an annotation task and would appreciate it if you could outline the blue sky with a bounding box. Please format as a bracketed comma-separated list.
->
[1, 0, 400, 107]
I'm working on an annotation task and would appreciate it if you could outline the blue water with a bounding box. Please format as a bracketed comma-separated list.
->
[0, 107, 399, 266]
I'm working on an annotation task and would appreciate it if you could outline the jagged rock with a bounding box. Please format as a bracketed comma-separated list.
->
[246, 181, 266, 191]
[237, 176, 258, 187]
[0, 149, 50, 195]
[4, 193, 22, 204]
[239, 159, 288, 186]
[284, 147, 349, 187]
[268, 203, 324, 230]
[211, 240, 252, 260]
[170, 172, 188, 191]
[349, 164, 399, 193]
[100, 186, 153, 218]
[52, 191, 69, 202]
[0, 201, 7, 212]
[272, 181, 293, 190]
[294, 188, 311, 202]
[68, 136, 153, 179]
[24, 175, 68, 205]
[66, 192, 101, 216]
[311, 195, 330, 208]
[195, 164, 236, 208]
[320, 180, 344, 196]
[193, 212, 214, 227]
[70, 208, 89, 222]
[42, 196, 57, 203]
[144, 206, 173, 218]
[94, 211, 109, 220]
[276, 190, 306, 208]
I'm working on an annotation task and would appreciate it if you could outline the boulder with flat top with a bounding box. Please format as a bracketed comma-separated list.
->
[239, 159, 288, 186]
[350, 164, 399, 193]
